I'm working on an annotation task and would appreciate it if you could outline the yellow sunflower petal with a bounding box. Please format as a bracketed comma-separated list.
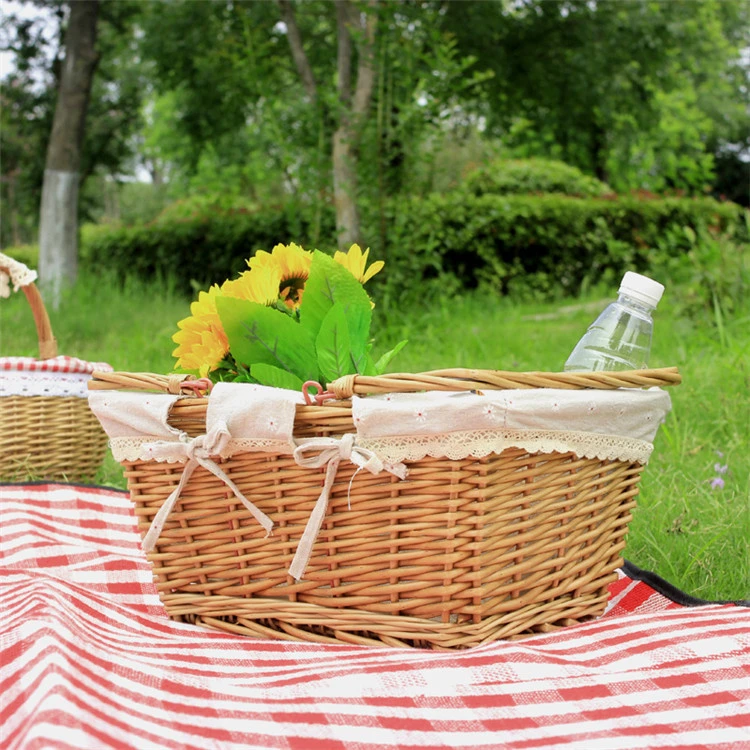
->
[171, 284, 229, 374]
[361, 259, 384, 283]
[246, 243, 312, 310]
[222, 265, 281, 307]
[247, 243, 312, 280]
[334, 244, 384, 284]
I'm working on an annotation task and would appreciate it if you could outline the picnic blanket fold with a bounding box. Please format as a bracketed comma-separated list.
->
[1, 481, 748, 750]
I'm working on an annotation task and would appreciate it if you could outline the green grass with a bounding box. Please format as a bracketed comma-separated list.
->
[2, 270, 748, 602]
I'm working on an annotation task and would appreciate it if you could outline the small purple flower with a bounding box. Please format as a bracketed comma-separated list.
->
[714, 463, 729, 475]
[710, 476, 725, 490]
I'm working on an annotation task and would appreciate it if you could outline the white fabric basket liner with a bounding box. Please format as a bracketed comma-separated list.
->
[90, 383, 671, 466]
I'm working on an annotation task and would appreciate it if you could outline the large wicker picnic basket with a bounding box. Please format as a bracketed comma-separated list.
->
[0, 254, 111, 482]
[88, 366, 680, 649]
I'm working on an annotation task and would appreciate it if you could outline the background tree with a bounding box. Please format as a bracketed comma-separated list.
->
[279, 0, 377, 247]
[37, 0, 100, 305]
[0, 1, 147, 248]
[2, 0, 746, 256]
[443, 0, 749, 196]
[0, 3, 63, 248]
[138, 0, 487, 248]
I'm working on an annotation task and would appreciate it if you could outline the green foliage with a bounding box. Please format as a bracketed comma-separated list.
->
[85, 180, 172, 227]
[153, 194, 258, 223]
[315, 304, 353, 382]
[444, 0, 749, 194]
[82, 185, 746, 309]
[299, 252, 373, 373]
[213, 250, 380, 388]
[217, 296, 318, 383]
[463, 159, 611, 198]
[650, 216, 750, 320]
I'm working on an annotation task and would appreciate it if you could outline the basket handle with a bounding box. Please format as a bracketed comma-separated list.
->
[1, 262, 57, 360]
[89, 366, 681, 396]
[88, 371, 210, 394]
[23, 283, 58, 360]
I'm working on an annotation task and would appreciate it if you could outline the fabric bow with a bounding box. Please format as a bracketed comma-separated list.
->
[289, 433, 408, 581]
[141, 420, 274, 552]
[0, 252, 37, 296]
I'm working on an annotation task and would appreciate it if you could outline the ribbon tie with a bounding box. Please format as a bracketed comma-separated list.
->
[289, 434, 407, 581]
[141, 420, 274, 552]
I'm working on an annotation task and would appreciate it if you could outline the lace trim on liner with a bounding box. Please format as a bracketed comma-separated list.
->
[112, 428, 653, 466]
[0, 371, 93, 398]
[357, 428, 654, 465]
[110, 437, 296, 463]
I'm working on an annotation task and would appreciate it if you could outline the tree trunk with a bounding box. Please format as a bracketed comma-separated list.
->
[38, 0, 100, 308]
[332, 125, 361, 248]
[278, 0, 377, 250]
[332, 0, 377, 250]
[277, 0, 317, 102]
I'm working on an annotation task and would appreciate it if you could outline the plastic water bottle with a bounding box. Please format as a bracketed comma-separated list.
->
[564, 272, 664, 372]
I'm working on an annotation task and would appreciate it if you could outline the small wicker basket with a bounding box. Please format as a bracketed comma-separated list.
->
[0, 259, 110, 482]
[89, 366, 680, 649]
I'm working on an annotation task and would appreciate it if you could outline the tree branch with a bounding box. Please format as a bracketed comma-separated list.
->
[277, 0, 317, 102]
[335, 0, 352, 106]
[351, 0, 378, 118]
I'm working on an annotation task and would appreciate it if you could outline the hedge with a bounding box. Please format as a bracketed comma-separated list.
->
[81, 190, 746, 301]
[83, 203, 335, 294]
[375, 192, 748, 300]
[462, 158, 611, 198]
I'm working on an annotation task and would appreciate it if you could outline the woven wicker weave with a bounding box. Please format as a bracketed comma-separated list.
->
[0, 272, 108, 482]
[89, 367, 680, 649]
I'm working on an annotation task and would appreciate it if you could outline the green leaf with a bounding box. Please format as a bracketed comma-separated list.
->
[351, 344, 374, 375]
[316, 303, 353, 383]
[250, 363, 305, 391]
[358, 351, 378, 377]
[300, 251, 372, 370]
[216, 296, 318, 382]
[374, 339, 409, 375]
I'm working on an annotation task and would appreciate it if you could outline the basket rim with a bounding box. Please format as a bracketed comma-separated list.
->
[88, 366, 682, 398]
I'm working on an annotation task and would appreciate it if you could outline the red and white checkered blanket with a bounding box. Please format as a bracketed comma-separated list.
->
[1, 483, 748, 750]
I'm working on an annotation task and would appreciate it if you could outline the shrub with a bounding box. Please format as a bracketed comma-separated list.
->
[649, 216, 750, 320]
[1, 243, 38, 270]
[153, 194, 258, 223]
[463, 158, 611, 198]
[84, 203, 336, 294]
[378, 192, 747, 301]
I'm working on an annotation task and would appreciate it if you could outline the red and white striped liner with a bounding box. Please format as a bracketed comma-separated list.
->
[1, 482, 748, 750]
[0, 355, 111, 374]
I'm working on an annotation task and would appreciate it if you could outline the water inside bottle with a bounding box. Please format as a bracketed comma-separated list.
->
[564, 303, 653, 372]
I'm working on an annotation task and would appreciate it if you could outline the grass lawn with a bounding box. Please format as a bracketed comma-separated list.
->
[2, 270, 748, 602]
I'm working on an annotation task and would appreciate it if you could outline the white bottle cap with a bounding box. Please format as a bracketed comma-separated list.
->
[619, 271, 664, 308]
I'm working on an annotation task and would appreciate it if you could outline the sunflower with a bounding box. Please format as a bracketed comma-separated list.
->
[221, 265, 281, 307]
[247, 242, 312, 310]
[172, 284, 229, 377]
[334, 244, 384, 284]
